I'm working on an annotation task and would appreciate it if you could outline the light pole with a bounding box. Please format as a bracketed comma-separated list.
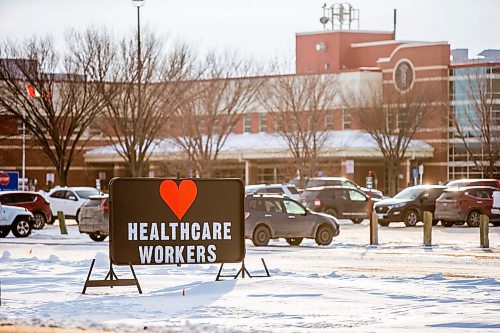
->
[132, 0, 144, 122]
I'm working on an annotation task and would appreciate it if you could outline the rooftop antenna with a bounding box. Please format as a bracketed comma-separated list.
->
[320, 3, 360, 30]
[320, 3, 330, 29]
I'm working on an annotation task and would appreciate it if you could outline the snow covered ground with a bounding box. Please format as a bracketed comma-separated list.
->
[1, 220, 499, 332]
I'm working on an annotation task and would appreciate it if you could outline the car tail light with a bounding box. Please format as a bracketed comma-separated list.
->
[314, 199, 321, 207]
[101, 199, 109, 212]
[244, 212, 250, 219]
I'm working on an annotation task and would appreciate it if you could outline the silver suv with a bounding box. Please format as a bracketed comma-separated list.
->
[244, 194, 339, 246]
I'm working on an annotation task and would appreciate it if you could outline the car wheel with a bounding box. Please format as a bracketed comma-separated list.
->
[351, 218, 363, 224]
[443, 221, 454, 228]
[89, 233, 108, 242]
[0, 227, 10, 238]
[285, 237, 303, 246]
[466, 211, 481, 227]
[12, 220, 32, 238]
[47, 215, 56, 225]
[252, 225, 271, 246]
[315, 225, 333, 246]
[33, 212, 47, 229]
[324, 208, 338, 218]
[378, 220, 390, 227]
[75, 209, 80, 225]
[404, 209, 419, 227]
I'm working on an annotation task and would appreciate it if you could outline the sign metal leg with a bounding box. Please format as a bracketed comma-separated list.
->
[82, 259, 141, 294]
[215, 258, 270, 281]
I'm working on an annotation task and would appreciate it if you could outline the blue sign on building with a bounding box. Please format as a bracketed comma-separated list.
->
[0, 171, 19, 191]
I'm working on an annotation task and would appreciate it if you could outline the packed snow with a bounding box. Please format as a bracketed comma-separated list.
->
[1, 220, 499, 332]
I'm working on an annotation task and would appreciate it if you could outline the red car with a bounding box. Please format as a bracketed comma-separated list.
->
[435, 186, 499, 227]
[0, 191, 52, 229]
[446, 178, 500, 189]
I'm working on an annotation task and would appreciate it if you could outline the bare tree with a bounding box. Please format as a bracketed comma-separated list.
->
[260, 73, 338, 187]
[0, 37, 105, 185]
[172, 53, 262, 177]
[70, 29, 195, 177]
[451, 68, 500, 178]
[345, 84, 436, 196]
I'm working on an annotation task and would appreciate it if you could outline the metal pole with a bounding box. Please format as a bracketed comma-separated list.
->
[137, 6, 141, 119]
[22, 110, 26, 190]
[393, 9, 397, 39]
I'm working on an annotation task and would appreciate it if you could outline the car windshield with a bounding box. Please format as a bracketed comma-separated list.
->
[394, 187, 424, 200]
[76, 189, 100, 199]
[287, 186, 299, 194]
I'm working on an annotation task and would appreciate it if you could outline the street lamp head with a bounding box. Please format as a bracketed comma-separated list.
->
[132, 0, 145, 7]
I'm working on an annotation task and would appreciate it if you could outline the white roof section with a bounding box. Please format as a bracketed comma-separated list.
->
[351, 40, 413, 48]
[85, 130, 433, 163]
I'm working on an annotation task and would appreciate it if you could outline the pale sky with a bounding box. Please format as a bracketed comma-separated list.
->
[1, 0, 499, 65]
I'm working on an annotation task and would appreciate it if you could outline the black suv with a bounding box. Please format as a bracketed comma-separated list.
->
[374, 185, 446, 227]
[299, 186, 374, 223]
[244, 194, 340, 246]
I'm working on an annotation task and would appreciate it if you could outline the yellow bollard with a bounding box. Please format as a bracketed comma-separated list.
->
[370, 211, 378, 245]
[480, 215, 489, 248]
[423, 211, 432, 246]
[58, 211, 68, 235]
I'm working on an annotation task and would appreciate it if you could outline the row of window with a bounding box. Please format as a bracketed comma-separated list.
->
[242, 109, 351, 133]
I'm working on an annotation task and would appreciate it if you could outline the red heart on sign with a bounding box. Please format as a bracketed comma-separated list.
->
[159, 180, 197, 220]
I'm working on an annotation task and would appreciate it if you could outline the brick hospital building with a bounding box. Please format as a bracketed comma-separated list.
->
[1, 28, 499, 192]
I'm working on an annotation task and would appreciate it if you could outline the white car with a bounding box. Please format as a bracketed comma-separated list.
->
[245, 184, 300, 201]
[46, 187, 100, 223]
[0, 203, 34, 238]
[492, 190, 500, 226]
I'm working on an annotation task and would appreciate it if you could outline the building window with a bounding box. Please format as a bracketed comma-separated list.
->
[259, 113, 267, 133]
[397, 107, 409, 130]
[325, 109, 334, 129]
[213, 116, 222, 135]
[17, 118, 24, 135]
[244, 113, 251, 133]
[342, 109, 351, 129]
[87, 120, 102, 137]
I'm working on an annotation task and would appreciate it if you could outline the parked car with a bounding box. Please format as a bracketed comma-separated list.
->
[491, 190, 500, 226]
[244, 194, 340, 246]
[305, 177, 384, 199]
[374, 185, 446, 227]
[0, 203, 34, 238]
[245, 184, 300, 201]
[46, 186, 100, 223]
[300, 186, 376, 223]
[435, 186, 498, 227]
[79, 194, 109, 241]
[0, 191, 52, 229]
[446, 178, 500, 189]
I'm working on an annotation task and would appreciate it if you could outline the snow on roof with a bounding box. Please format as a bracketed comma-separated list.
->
[85, 130, 432, 162]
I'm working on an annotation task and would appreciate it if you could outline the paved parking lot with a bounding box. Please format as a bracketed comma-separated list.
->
[3, 219, 499, 279]
[246, 219, 500, 279]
